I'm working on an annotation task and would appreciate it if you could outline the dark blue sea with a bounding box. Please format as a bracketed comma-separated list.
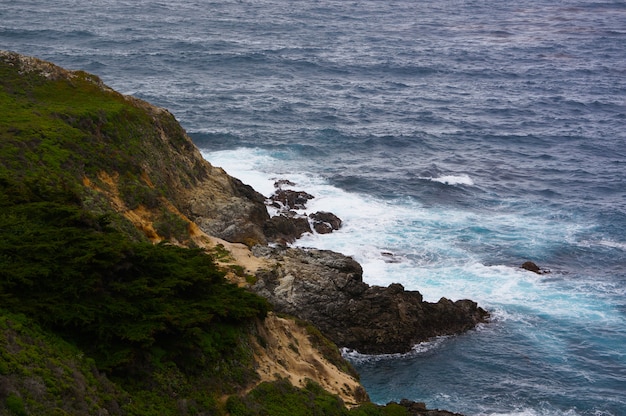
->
[2, 1, 625, 414]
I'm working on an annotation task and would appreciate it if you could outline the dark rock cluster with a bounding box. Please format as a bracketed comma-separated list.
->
[263, 180, 343, 244]
[270, 188, 315, 210]
[251, 246, 489, 355]
[309, 211, 342, 234]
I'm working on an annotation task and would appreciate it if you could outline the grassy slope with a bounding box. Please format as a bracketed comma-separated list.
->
[0, 52, 414, 416]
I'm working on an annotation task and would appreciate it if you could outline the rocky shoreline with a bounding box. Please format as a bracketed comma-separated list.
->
[194, 175, 489, 413]
[195, 175, 490, 413]
[0, 51, 488, 415]
[251, 245, 488, 355]
[213, 179, 491, 356]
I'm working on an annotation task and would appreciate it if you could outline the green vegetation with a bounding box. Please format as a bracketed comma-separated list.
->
[0, 53, 273, 414]
[0, 311, 129, 415]
[0, 196, 271, 413]
[0, 201, 270, 372]
[0, 52, 200, 241]
[153, 209, 193, 242]
[0, 54, 150, 193]
[227, 379, 411, 416]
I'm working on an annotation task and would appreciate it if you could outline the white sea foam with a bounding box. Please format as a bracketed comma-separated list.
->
[201, 148, 279, 197]
[480, 411, 581, 416]
[597, 239, 626, 251]
[201, 148, 618, 327]
[201, 148, 625, 415]
[340, 336, 449, 363]
[422, 174, 475, 186]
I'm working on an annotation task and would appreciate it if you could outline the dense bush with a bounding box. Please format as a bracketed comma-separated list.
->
[226, 379, 410, 416]
[0, 200, 270, 372]
[226, 378, 347, 416]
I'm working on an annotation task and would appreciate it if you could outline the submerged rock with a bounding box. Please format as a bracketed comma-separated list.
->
[251, 246, 489, 354]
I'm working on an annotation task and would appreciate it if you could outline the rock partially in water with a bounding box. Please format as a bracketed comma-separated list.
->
[251, 246, 489, 355]
[263, 214, 312, 244]
[309, 211, 342, 234]
[263, 181, 343, 242]
[270, 189, 315, 210]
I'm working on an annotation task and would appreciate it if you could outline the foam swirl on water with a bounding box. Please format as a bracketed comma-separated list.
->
[424, 174, 475, 186]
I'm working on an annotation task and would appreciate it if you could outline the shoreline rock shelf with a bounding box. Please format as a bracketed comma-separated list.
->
[251, 246, 489, 355]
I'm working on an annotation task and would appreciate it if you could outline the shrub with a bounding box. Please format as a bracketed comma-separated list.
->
[4, 394, 27, 416]
[0, 200, 270, 373]
[228, 379, 348, 416]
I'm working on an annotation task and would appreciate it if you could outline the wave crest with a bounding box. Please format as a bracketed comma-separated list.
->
[424, 174, 475, 186]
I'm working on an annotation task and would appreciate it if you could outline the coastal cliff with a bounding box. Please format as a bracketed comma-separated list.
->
[0, 51, 482, 415]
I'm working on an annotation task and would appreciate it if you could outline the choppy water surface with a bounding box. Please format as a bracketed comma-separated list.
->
[2, 1, 625, 414]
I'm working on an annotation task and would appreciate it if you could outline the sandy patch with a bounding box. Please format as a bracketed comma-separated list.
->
[251, 313, 367, 407]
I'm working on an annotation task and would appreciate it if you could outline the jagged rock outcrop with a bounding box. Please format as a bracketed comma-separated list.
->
[186, 172, 270, 245]
[269, 188, 315, 210]
[251, 246, 489, 354]
[263, 181, 343, 243]
[309, 211, 342, 234]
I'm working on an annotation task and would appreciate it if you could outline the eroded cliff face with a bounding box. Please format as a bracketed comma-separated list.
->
[94, 82, 272, 247]
[250, 313, 368, 406]
[119, 96, 272, 246]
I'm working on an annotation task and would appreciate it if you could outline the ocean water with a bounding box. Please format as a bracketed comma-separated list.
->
[2, 1, 625, 415]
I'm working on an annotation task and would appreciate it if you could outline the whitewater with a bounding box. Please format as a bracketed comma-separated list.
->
[2, 0, 625, 414]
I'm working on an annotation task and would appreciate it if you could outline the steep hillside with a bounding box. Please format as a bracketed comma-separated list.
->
[1, 51, 461, 416]
[0, 50, 268, 247]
